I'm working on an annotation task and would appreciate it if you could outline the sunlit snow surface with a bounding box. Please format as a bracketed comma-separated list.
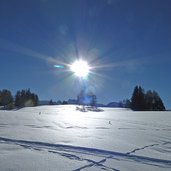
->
[0, 105, 171, 171]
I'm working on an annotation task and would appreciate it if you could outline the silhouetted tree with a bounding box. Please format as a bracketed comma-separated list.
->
[130, 86, 165, 111]
[130, 86, 145, 111]
[0, 89, 13, 107]
[15, 89, 39, 107]
[49, 99, 54, 105]
[145, 90, 165, 111]
[144, 90, 154, 111]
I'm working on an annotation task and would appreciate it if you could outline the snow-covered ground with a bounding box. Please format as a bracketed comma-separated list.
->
[0, 105, 171, 171]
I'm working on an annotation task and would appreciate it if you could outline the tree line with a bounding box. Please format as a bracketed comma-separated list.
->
[75, 86, 166, 111]
[129, 85, 165, 111]
[0, 85, 166, 111]
[0, 89, 39, 110]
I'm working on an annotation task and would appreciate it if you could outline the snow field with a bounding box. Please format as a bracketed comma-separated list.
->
[0, 105, 171, 171]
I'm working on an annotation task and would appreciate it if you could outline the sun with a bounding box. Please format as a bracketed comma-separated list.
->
[70, 59, 90, 78]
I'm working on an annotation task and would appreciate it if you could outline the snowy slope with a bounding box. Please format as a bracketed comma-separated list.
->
[0, 105, 171, 171]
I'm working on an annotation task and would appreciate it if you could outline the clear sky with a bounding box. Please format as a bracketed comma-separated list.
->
[0, 0, 171, 108]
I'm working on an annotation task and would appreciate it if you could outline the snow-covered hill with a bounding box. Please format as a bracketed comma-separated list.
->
[0, 105, 171, 171]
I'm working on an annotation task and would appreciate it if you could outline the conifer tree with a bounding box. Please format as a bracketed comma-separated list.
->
[0, 89, 13, 107]
[131, 86, 145, 111]
[130, 86, 166, 111]
[15, 89, 39, 107]
[145, 90, 165, 111]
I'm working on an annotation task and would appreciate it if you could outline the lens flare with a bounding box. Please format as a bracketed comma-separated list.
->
[54, 64, 64, 69]
[70, 59, 90, 78]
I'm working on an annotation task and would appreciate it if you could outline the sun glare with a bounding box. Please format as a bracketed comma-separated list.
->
[70, 59, 90, 78]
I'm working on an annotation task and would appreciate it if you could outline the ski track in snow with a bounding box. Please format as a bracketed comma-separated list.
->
[126, 141, 171, 155]
[0, 137, 171, 171]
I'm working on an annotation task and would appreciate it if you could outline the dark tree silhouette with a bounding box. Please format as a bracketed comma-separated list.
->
[49, 99, 54, 105]
[0, 89, 13, 109]
[145, 90, 165, 111]
[15, 89, 39, 108]
[131, 86, 145, 111]
[130, 86, 165, 111]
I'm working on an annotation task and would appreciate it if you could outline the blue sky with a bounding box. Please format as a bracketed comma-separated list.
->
[0, 0, 171, 108]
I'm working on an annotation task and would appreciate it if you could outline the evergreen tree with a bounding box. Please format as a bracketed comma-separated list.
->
[15, 89, 39, 107]
[144, 90, 154, 110]
[130, 86, 166, 111]
[131, 86, 145, 111]
[145, 90, 165, 111]
[0, 89, 13, 107]
[49, 99, 54, 105]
